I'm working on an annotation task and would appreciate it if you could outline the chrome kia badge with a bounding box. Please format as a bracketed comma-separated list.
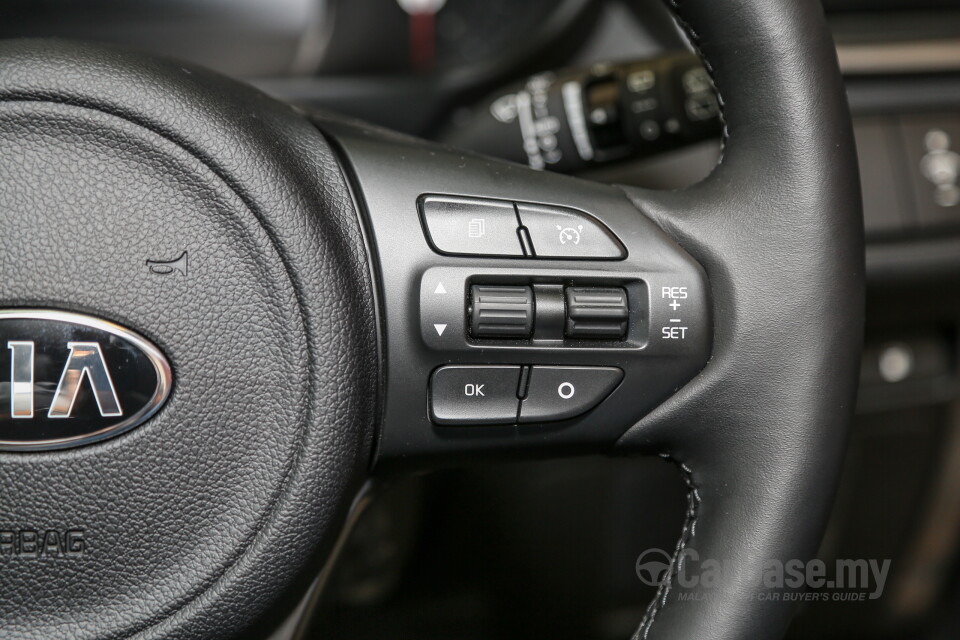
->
[0, 310, 172, 451]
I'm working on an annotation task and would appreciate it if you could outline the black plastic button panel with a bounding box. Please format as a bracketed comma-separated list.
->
[419, 194, 626, 260]
[327, 121, 711, 463]
[419, 268, 653, 351]
[430, 365, 623, 426]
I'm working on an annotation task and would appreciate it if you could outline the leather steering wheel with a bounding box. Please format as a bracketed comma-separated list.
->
[0, 0, 862, 638]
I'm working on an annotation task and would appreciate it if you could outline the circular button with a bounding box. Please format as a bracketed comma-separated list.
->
[557, 382, 576, 399]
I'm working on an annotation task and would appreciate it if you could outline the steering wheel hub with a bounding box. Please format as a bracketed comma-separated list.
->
[0, 41, 378, 639]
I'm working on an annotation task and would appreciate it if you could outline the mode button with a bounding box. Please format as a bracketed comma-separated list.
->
[420, 196, 524, 257]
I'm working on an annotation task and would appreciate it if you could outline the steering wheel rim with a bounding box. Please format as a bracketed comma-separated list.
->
[0, 0, 862, 636]
[616, 0, 864, 637]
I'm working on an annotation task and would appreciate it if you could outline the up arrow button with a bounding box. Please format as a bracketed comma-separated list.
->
[420, 268, 464, 350]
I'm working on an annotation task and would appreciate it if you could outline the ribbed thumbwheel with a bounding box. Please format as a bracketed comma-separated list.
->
[469, 285, 534, 338]
[564, 287, 629, 339]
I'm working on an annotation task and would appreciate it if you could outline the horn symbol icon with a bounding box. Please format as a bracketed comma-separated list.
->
[146, 251, 188, 276]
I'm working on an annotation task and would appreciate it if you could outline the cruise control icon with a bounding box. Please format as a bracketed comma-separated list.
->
[557, 224, 583, 245]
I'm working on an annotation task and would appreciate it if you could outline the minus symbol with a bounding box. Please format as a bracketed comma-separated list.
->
[669, 319, 682, 323]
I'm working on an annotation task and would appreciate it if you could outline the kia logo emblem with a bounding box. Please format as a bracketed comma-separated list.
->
[0, 310, 172, 450]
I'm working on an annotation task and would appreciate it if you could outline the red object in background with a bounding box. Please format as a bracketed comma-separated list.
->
[409, 11, 434, 71]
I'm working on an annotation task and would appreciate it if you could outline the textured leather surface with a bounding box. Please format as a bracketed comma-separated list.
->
[0, 40, 377, 639]
[616, 1, 864, 639]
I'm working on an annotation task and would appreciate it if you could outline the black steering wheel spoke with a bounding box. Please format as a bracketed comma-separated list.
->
[320, 116, 714, 468]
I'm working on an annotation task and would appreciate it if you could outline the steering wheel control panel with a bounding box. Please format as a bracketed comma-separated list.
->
[421, 273, 648, 351]
[323, 119, 712, 466]
[420, 269, 646, 428]
[430, 365, 624, 425]
[419, 195, 626, 259]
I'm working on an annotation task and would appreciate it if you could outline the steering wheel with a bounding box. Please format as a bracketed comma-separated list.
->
[0, 0, 863, 637]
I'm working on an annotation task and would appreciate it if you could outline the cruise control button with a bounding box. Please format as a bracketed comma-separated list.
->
[519, 366, 623, 423]
[420, 195, 524, 257]
[430, 365, 521, 425]
[516, 203, 626, 259]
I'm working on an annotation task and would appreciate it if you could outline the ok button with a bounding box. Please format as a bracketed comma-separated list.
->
[430, 366, 521, 425]
[464, 383, 485, 397]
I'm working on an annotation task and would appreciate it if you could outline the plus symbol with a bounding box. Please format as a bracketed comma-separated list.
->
[669, 300, 681, 310]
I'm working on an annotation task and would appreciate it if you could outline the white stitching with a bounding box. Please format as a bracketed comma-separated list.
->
[635, 454, 701, 639]
[663, 0, 729, 165]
